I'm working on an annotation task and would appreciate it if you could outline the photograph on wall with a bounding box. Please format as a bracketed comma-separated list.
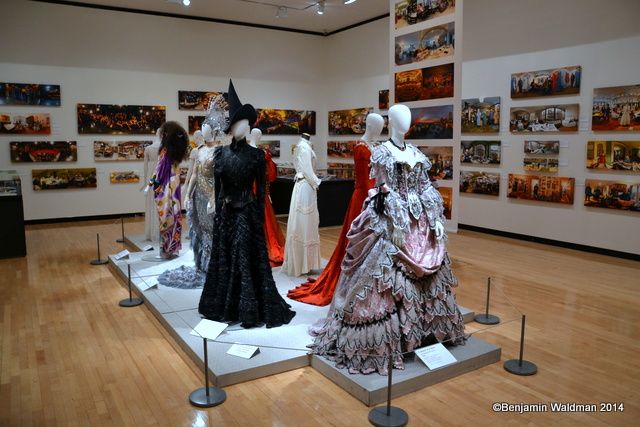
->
[93, 140, 152, 161]
[277, 165, 296, 177]
[461, 140, 501, 164]
[395, 63, 454, 103]
[77, 104, 166, 135]
[254, 108, 316, 135]
[179, 167, 189, 184]
[523, 157, 559, 173]
[509, 104, 579, 133]
[524, 140, 560, 155]
[110, 171, 140, 184]
[327, 162, 355, 180]
[259, 140, 280, 158]
[32, 168, 97, 190]
[0, 113, 51, 134]
[436, 186, 452, 220]
[507, 174, 574, 204]
[188, 115, 205, 135]
[327, 140, 357, 159]
[584, 179, 640, 212]
[394, 0, 455, 30]
[510, 66, 581, 99]
[418, 146, 453, 180]
[382, 114, 389, 135]
[592, 84, 640, 132]
[460, 171, 500, 196]
[461, 97, 501, 133]
[178, 91, 226, 111]
[10, 141, 77, 163]
[395, 22, 455, 66]
[586, 140, 640, 172]
[379, 90, 390, 110]
[328, 108, 372, 135]
[0, 83, 61, 106]
[406, 105, 453, 140]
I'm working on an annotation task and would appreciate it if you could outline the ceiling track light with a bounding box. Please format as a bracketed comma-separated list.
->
[344, 0, 357, 4]
[182, 0, 191, 6]
[316, 1, 325, 15]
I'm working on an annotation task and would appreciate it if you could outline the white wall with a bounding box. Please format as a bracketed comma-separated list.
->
[460, 35, 640, 255]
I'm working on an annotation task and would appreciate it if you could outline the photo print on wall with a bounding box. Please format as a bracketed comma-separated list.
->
[327, 140, 357, 160]
[0, 113, 51, 134]
[178, 91, 226, 111]
[592, 84, 640, 132]
[32, 168, 97, 190]
[524, 140, 560, 155]
[460, 140, 501, 164]
[523, 157, 559, 173]
[508, 174, 574, 204]
[259, 140, 280, 158]
[394, 0, 455, 30]
[395, 21, 455, 66]
[437, 186, 453, 220]
[406, 105, 453, 139]
[188, 115, 205, 135]
[461, 97, 501, 133]
[510, 104, 579, 133]
[395, 63, 454, 103]
[0, 83, 61, 106]
[460, 171, 500, 196]
[110, 171, 140, 184]
[379, 90, 390, 110]
[10, 141, 77, 163]
[93, 140, 152, 161]
[254, 108, 316, 135]
[418, 146, 453, 180]
[328, 108, 372, 135]
[586, 140, 640, 172]
[584, 179, 640, 212]
[77, 104, 166, 135]
[327, 162, 355, 180]
[510, 66, 581, 99]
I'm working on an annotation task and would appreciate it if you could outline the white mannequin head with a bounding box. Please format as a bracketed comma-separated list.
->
[153, 127, 162, 146]
[231, 119, 250, 140]
[362, 113, 384, 144]
[388, 104, 411, 136]
[201, 124, 214, 142]
[193, 129, 205, 146]
[248, 128, 262, 148]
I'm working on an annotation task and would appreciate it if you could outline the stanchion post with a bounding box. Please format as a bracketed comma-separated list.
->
[119, 264, 143, 307]
[116, 216, 125, 243]
[189, 337, 226, 407]
[474, 277, 500, 325]
[90, 233, 108, 265]
[368, 353, 409, 427]
[504, 314, 538, 376]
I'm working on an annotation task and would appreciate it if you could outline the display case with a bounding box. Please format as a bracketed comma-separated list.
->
[0, 170, 26, 258]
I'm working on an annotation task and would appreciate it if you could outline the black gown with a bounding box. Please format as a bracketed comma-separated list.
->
[198, 138, 296, 328]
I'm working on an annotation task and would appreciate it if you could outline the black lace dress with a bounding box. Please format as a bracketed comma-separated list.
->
[198, 138, 296, 328]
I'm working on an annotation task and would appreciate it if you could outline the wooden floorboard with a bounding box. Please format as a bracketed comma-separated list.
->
[0, 218, 638, 426]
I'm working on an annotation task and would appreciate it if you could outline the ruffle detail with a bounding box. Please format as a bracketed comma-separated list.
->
[158, 265, 205, 289]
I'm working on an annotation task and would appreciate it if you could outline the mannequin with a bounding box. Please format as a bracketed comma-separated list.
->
[282, 133, 322, 277]
[141, 128, 162, 242]
[184, 129, 204, 199]
[287, 113, 382, 306]
[248, 127, 262, 148]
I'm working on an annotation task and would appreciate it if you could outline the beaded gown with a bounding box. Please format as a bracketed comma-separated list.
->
[198, 138, 295, 328]
[310, 143, 466, 375]
[287, 143, 375, 305]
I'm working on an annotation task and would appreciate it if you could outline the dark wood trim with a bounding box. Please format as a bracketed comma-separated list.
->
[25, 212, 144, 225]
[458, 223, 640, 262]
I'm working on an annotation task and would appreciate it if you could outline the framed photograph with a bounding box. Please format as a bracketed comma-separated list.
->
[436, 186, 452, 220]
[382, 114, 389, 135]
[93, 140, 152, 161]
[328, 108, 372, 135]
[259, 140, 280, 158]
[327, 140, 357, 160]
[188, 115, 205, 135]
[586, 140, 640, 172]
[407, 105, 453, 140]
[394, 0, 455, 30]
[178, 91, 225, 111]
[0, 113, 50, 134]
[0, 83, 61, 106]
[110, 171, 140, 184]
[10, 141, 77, 163]
[584, 179, 640, 212]
[418, 146, 453, 180]
[461, 97, 501, 133]
[592, 84, 640, 132]
[507, 174, 574, 204]
[277, 165, 296, 177]
[461, 140, 501, 164]
[395, 63, 454, 103]
[460, 171, 500, 196]
[379, 90, 390, 110]
[77, 104, 165, 135]
[523, 157, 559, 173]
[509, 104, 579, 133]
[255, 108, 316, 135]
[511, 66, 581, 99]
[32, 168, 97, 190]
[179, 167, 189, 184]
[394, 22, 455, 66]
[327, 162, 355, 180]
[524, 140, 560, 155]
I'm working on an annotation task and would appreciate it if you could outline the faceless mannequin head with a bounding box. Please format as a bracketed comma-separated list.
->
[248, 128, 262, 147]
[231, 119, 250, 140]
[362, 113, 384, 144]
[388, 104, 411, 135]
[152, 127, 162, 146]
[201, 124, 214, 143]
[193, 129, 205, 146]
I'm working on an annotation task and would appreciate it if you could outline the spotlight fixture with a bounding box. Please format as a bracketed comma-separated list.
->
[344, 0, 357, 4]
[182, 0, 190, 6]
[316, 1, 325, 15]
[276, 6, 288, 18]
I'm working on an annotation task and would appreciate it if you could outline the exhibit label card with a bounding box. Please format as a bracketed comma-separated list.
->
[113, 249, 130, 260]
[415, 343, 457, 370]
[190, 319, 228, 341]
[226, 344, 260, 359]
[141, 244, 154, 252]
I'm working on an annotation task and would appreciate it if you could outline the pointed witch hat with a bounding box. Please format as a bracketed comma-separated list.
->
[224, 79, 257, 133]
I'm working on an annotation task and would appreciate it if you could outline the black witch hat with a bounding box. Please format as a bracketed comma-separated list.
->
[224, 79, 257, 133]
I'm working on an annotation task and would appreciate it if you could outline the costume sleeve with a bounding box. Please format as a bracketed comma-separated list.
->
[369, 146, 410, 236]
[418, 166, 445, 228]
[299, 144, 321, 190]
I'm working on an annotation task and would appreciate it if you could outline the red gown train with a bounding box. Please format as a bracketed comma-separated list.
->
[287, 143, 375, 305]
[263, 149, 286, 266]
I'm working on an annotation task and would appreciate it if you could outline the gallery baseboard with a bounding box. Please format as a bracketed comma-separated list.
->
[25, 212, 145, 225]
[458, 224, 640, 262]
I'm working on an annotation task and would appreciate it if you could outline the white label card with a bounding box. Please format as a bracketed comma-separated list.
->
[141, 244, 154, 251]
[414, 343, 457, 370]
[190, 319, 228, 341]
[226, 344, 260, 359]
[113, 249, 130, 260]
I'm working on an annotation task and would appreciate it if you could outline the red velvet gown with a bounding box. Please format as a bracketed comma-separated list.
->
[287, 143, 375, 305]
[263, 149, 286, 266]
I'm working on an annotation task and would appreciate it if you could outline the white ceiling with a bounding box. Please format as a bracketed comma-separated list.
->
[69, 0, 389, 34]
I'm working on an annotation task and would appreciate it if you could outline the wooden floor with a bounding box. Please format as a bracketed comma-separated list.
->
[1, 218, 638, 426]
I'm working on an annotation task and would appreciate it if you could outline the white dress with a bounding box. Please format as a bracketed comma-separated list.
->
[282, 140, 321, 276]
[143, 143, 160, 242]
